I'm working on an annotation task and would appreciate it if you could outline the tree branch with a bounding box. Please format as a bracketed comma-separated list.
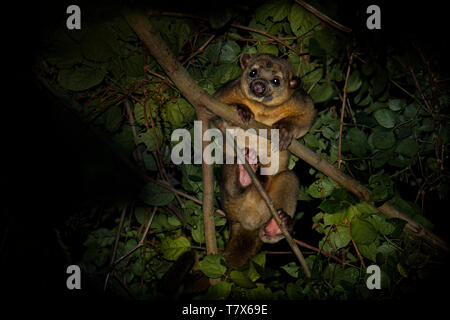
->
[294, 0, 352, 33]
[122, 8, 449, 253]
[196, 109, 219, 260]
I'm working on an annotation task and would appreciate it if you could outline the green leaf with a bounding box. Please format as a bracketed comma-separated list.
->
[247, 253, 266, 282]
[130, 261, 142, 276]
[281, 262, 300, 278]
[288, 3, 320, 37]
[123, 54, 143, 77]
[370, 130, 396, 150]
[175, 23, 192, 54]
[334, 267, 360, 285]
[165, 98, 196, 128]
[139, 182, 175, 206]
[329, 225, 351, 249]
[247, 18, 271, 40]
[418, 118, 434, 132]
[256, 43, 279, 56]
[142, 151, 158, 171]
[370, 68, 388, 96]
[368, 174, 393, 202]
[369, 215, 395, 235]
[212, 63, 241, 85]
[309, 82, 334, 103]
[160, 236, 190, 261]
[191, 215, 205, 244]
[388, 99, 406, 111]
[318, 199, 346, 214]
[359, 242, 377, 262]
[58, 65, 106, 91]
[198, 254, 227, 278]
[246, 284, 272, 299]
[150, 214, 171, 230]
[256, 0, 291, 23]
[403, 103, 417, 119]
[220, 41, 240, 63]
[395, 138, 419, 157]
[346, 71, 362, 93]
[167, 215, 181, 227]
[331, 188, 358, 203]
[202, 281, 233, 300]
[230, 270, 256, 288]
[100, 105, 122, 132]
[376, 243, 397, 261]
[134, 207, 148, 225]
[201, 39, 222, 64]
[346, 127, 368, 157]
[307, 177, 336, 198]
[350, 217, 377, 245]
[374, 109, 397, 128]
[303, 133, 320, 149]
[198, 79, 215, 95]
[209, 8, 233, 29]
[181, 164, 202, 193]
[286, 282, 304, 299]
[372, 150, 393, 168]
[135, 130, 160, 152]
[323, 211, 346, 226]
[355, 112, 378, 128]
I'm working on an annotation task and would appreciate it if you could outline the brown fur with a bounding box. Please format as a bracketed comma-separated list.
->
[214, 54, 316, 267]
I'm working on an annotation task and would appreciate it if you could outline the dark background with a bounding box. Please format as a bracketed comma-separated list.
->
[2, 0, 449, 312]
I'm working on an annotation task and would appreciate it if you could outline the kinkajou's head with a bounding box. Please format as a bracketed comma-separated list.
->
[239, 53, 299, 107]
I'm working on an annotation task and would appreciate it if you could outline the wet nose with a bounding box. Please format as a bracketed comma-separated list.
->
[252, 81, 266, 96]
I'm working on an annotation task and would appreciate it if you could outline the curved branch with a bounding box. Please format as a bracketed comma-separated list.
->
[122, 8, 449, 253]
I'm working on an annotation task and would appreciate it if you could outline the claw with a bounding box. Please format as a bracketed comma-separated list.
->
[236, 104, 254, 125]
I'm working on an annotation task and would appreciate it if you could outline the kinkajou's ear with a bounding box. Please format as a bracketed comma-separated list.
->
[240, 53, 252, 69]
[289, 76, 300, 89]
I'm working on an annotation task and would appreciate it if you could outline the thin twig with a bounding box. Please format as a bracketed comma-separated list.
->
[230, 23, 302, 55]
[294, 0, 352, 33]
[148, 10, 303, 55]
[124, 99, 145, 169]
[110, 203, 129, 266]
[144, 65, 175, 86]
[344, 219, 366, 269]
[408, 65, 433, 113]
[337, 52, 354, 169]
[111, 207, 157, 268]
[183, 35, 215, 65]
[147, 176, 225, 216]
[139, 206, 158, 245]
[294, 239, 344, 264]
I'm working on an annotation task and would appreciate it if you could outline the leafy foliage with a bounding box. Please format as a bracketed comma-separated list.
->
[37, 0, 449, 300]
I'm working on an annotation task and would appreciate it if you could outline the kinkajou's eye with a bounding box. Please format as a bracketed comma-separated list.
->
[249, 69, 258, 78]
[271, 78, 280, 86]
